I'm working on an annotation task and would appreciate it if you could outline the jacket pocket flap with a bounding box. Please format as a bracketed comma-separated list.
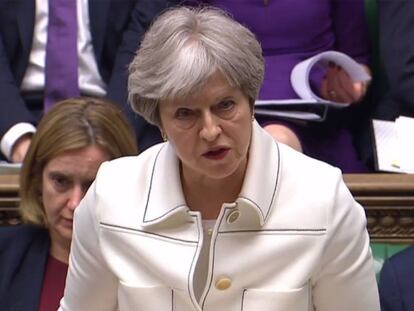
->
[118, 282, 173, 310]
[242, 286, 309, 311]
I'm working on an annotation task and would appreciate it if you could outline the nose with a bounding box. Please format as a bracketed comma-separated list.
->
[199, 111, 221, 142]
[67, 185, 85, 211]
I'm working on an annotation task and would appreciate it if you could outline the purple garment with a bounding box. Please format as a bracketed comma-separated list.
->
[188, 0, 370, 172]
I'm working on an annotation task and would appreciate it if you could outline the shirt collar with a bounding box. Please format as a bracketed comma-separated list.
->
[141, 121, 280, 227]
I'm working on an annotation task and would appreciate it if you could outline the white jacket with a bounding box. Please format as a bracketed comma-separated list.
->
[60, 123, 380, 311]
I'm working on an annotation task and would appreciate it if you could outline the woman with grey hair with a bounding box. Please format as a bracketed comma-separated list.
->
[60, 6, 379, 311]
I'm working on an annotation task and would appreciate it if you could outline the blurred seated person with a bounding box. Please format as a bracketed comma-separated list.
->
[0, 0, 178, 163]
[376, 0, 414, 120]
[357, 0, 414, 168]
[379, 245, 414, 311]
[186, 0, 371, 173]
[0, 97, 137, 311]
[59, 7, 379, 310]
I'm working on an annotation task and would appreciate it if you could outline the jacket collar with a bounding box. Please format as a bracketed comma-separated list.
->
[142, 143, 190, 225]
[141, 121, 280, 227]
[237, 121, 281, 225]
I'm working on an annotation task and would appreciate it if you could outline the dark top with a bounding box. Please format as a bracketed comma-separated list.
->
[39, 255, 69, 311]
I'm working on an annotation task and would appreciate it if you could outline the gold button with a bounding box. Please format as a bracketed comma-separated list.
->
[227, 209, 240, 224]
[215, 277, 232, 290]
[207, 228, 213, 236]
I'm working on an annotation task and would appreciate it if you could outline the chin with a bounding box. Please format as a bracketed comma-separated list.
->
[59, 226, 73, 241]
[203, 163, 242, 180]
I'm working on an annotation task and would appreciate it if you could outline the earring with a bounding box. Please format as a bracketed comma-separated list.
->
[162, 132, 168, 142]
[251, 113, 255, 122]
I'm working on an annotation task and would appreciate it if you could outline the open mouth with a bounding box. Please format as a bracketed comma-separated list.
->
[203, 148, 230, 160]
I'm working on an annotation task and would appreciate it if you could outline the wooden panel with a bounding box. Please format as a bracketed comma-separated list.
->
[0, 174, 20, 225]
[344, 174, 414, 243]
[344, 174, 414, 195]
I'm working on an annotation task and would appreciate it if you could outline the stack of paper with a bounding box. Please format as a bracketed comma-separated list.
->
[255, 51, 371, 121]
[372, 116, 414, 173]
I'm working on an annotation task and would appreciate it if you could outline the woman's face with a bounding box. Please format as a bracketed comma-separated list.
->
[41, 145, 110, 247]
[159, 72, 252, 184]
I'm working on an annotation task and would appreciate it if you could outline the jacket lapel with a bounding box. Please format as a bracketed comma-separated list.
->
[142, 144, 192, 225]
[238, 121, 281, 225]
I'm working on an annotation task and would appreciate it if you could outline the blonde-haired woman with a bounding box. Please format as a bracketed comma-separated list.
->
[0, 97, 137, 311]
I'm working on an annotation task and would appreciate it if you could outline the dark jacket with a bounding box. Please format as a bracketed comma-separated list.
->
[379, 246, 414, 311]
[0, 225, 50, 311]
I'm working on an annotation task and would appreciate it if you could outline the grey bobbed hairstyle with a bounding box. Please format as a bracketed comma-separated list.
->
[128, 6, 264, 127]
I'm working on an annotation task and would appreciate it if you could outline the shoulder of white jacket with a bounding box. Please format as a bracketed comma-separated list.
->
[90, 144, 167, 226]
[97, 143, 165, 179]
[276, 142, 343, 194]
[279, 142, 340, 172]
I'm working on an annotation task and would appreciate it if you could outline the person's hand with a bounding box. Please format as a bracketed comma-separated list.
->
[321, 63, 370, 104]
[11, 135, 32, 163]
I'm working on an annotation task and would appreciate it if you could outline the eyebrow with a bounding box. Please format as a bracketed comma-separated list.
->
[48, 171, 71, 178]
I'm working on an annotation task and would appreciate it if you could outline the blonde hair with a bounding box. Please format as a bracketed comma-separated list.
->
[19, 97, 138, 226]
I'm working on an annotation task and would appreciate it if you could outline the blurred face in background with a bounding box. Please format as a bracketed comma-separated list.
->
[41, 145, 110, 248]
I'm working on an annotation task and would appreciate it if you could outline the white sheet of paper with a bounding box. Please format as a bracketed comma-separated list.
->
[372, 119, 402, 173]
[291, 51, 371, 105]
[396, 116, 414, 173]
[255, 108, 322, 121]
[254, 51, 370, 121]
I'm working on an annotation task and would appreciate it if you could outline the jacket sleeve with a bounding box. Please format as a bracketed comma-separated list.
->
[312, 172, 380, 311]
[0, 32, 36, 140]
[59, 177, 118, 310]
[378, 259, 404, 311]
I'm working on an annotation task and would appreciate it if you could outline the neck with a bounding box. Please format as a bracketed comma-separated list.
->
[181, 160, 247, 219]
[49, 232, 70, 264]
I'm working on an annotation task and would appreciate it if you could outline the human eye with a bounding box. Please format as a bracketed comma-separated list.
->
[174, 108, 195, 120]
[51, 174, 70, 192]
[214, 100, 237, 119]
[216, 100, 235, 111]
